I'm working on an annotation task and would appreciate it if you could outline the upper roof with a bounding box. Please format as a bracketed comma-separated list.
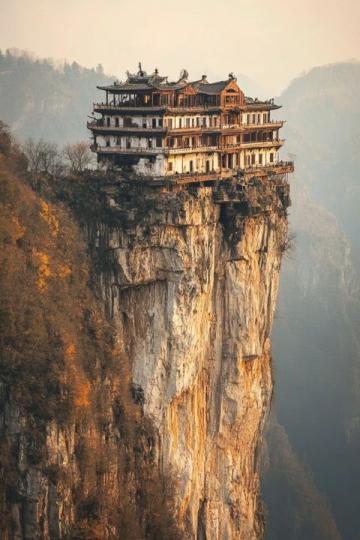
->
[97, 65, 279, 107]
[98, 65, 238, 94]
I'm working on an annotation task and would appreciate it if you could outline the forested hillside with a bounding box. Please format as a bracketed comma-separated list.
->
[0, 50, 113, 144]
[0, 123, 180, 539]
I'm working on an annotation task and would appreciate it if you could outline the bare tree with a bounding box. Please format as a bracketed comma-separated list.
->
[23, 139, 63, 177]
[40, 142, 62, 176]
[0, 121, 12, 156]
[63, 142, 94, 174]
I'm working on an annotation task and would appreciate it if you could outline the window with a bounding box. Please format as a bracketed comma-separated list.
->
[202, 117, 206, 127]
[152, 118, 157, 128]
[196, 117, 200, 127]
[270, 153, 274, 163]
[167, 118, 173, 129]
[168, 162, 173, 171]
[186, 117, 190, 128]
[259, 154, 263, 165]
[107, 117, 110, 127]
[178, 118, 182, 128]
[156, 137, 162, 148]
[142, 118, 147, 128]
[251, 154, 255, 165]
[192, 117, 195, 127]
[106, 140, 110, 147]
[115, 117, 119, 127]
[159, 118, 163, 127]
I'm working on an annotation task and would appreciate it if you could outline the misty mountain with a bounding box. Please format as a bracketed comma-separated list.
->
[279, 61, 360, 266]
[262, 414, 341, 540]
[0, 50, 113, 144]
[263, 62, 360, 540]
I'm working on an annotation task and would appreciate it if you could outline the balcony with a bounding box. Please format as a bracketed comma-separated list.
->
[95, 145, 164, 155]
[87, 121, 166, 134]
[93, 103, 166, 113]
[165, 145, 218, 155]
[244, 160, 294, 176]
[241, 120, 284, 130]
[240, 139, 285, 149]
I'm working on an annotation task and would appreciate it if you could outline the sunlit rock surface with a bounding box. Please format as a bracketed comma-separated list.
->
[92, 177, 289, 539]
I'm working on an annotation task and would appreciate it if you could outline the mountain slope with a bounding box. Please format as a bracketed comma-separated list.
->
[0, 50, 113, 144]
[264, 62, 360, 540]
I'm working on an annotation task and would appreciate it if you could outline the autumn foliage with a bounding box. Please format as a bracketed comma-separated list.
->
[0, 123, 181, 539]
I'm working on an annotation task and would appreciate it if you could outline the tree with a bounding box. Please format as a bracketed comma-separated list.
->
[63, 142, 94, 174]
[22, 138, 64, 190]
[0, 121, 12, 156]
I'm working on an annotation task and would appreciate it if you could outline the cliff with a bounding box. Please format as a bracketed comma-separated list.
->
[79, 174, 289, 539]
[0, 125, 290, 539]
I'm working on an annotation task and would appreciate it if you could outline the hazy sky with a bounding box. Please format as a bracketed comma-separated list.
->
[1, 0, 359, 94]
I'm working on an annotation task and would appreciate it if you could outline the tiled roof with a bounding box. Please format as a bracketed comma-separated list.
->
[195, 81, 230, 94]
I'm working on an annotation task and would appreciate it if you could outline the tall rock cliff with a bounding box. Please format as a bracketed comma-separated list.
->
[86, 175, 290, 539]
[0, 138, 289, 539]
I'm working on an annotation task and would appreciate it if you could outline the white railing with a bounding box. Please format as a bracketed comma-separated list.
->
[97, 146, 164, 155]
[240, 139, 285, 149]
[165, 146, 218, 155]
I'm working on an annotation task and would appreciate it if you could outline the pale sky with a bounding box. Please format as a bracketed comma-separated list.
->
[0, 0, 359, 95]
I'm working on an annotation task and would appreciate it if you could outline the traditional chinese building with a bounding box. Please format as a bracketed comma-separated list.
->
[88, 64, 292, 179]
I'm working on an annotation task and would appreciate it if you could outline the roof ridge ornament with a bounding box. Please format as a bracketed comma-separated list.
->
[138, 61, 144, 77]
[228, 72, 237, 82]
[179, 68, 189, 82]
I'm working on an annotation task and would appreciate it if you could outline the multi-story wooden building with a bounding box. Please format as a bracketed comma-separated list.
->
[88, 65, 291, 178]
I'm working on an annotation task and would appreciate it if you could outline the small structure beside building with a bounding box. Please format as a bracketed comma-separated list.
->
[88, 64, 293, 180]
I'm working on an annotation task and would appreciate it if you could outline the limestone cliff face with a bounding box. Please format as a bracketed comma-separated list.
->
[93, 176, 289, 539]
[0, 165, 289, 539]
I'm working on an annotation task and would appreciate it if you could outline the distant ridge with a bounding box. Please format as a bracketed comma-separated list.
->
[0, 49, 114, 144]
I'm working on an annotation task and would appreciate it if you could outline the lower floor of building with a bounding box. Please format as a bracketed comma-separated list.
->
[97, 147, 281, 177]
